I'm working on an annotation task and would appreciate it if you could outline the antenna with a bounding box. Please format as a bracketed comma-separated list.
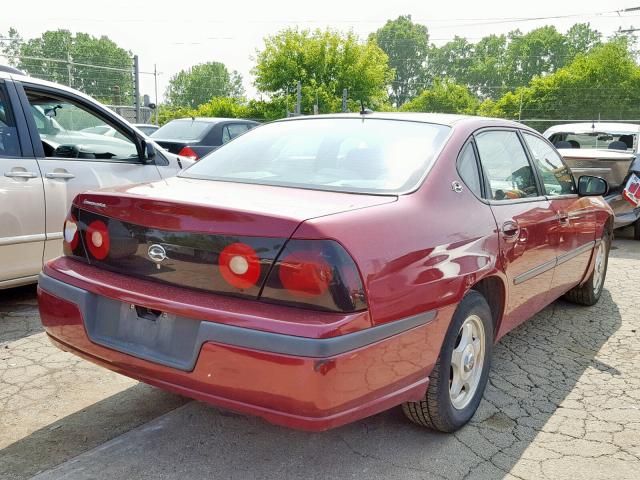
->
[359, 99, 373, 115]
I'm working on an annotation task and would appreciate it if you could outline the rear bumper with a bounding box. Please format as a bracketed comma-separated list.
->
[38, 268, 438, 431]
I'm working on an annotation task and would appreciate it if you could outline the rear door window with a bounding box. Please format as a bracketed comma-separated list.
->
[0, 85, 21, 157]
[222, 123, 250, 144]
[475, 130, 539, 201]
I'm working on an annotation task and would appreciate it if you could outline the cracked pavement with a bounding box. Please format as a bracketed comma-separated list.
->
[1, 229, 639, 480]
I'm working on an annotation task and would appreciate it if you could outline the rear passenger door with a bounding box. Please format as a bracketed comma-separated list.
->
[0, 80, 46, 284]
[474, 129, 558, 333]
[521, 132, 596, 297]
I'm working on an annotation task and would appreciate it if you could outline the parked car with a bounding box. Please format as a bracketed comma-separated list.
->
[0, 67, 193, 289]
[151, 117, 258, 160]
[38, 113, 613, 433]
[544, 122, 640, 238]
[133, 123, 159, 136]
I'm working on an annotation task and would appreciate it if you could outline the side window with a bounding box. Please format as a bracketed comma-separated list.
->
[457, 142, 482, 197]
[522, 132, 577, 196]
[475, 130, 539, 201]
[222, 124, 249, 144]
[24, 90, 138, 161]
[0, 85, 20, 157]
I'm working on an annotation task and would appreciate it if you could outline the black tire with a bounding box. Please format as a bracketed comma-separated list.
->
[402, 290, 493, 432]
[634, 220, 640, 241]
[564, 230, 611, 306]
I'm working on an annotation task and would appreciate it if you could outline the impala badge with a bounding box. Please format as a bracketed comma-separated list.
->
[148, 244, 167, 269]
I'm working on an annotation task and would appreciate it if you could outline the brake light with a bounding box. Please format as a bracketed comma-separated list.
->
[178, 146, 199, 161]
[261, 240, 367, 312]
[63, 215, 79, 251]
[218, 242, 261, 289]
[278, 250, 333, 298]
[85, 220, 110, 260]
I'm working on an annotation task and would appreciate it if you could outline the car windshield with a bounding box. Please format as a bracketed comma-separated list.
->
[151, 120, 211, 140]
[181, 118, 451, 194]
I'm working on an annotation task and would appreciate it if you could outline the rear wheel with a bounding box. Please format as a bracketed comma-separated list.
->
[402, 290, 493, 432]
[633, 220, 640, 241]
[564, 230, 610, 306]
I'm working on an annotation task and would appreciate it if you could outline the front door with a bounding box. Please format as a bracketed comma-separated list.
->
[20, 85, 163, 263]
[475, 129, 559, 334]
[522, 132, 596, 298]
[0, 82, 45, 284]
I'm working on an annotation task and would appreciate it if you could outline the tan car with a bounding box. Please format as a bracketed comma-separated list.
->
[0, 67, 193, 289]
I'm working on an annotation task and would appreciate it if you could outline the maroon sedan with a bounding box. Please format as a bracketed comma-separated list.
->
[38, 113, 613, 432]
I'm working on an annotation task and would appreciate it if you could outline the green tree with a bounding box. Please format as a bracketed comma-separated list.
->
[369, 15, 429, 106]
[478, 40, 640, 130]
[425, 36, 475, 85]
[252, 28, 393, 114]
[165, 62, 244, 109]
[2, 29, 133, 103]
[401, 79, 478, 114]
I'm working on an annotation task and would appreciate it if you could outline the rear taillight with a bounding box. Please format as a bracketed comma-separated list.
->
[85, 220, 110, 260]
[63, 215, 79, 251]
[260, 240, 367, 312]
[218, 242, 261, 289]
[62, 213, 80, 256]
[178, 146, 199, 161]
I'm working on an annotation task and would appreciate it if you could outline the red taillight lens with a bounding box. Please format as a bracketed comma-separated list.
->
[218, 242, 261, 289]
[85, 220, 110, 260]
[278, 250, 333, 298]
[261, 240, 367, 312]
[178, 146, 199, 161]
[63, 215, 79, 251]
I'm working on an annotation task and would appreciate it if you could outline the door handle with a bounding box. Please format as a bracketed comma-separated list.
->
[45, 172, 75, 180]
[4, 171, 38, 179]
[501, 221, 520, 240]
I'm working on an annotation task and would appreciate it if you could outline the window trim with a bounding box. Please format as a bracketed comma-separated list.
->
[472, 126, 545, 204]
[455, 137, 487, 202]
[0, 80, 27, 158]
[519, 129, 579, 199]
[16, 81, 146, 164]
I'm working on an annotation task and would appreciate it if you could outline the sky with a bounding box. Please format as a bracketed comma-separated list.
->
[2, 0, 640, 102]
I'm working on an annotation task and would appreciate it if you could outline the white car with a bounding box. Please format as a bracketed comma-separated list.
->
[543, 122, 640, 237]
[0, 66, 194, 289]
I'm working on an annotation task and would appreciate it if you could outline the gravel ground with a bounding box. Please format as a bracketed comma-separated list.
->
[1, 228, 639, 480]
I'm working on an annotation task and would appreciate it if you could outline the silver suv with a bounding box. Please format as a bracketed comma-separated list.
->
[0, 67, 192, 288]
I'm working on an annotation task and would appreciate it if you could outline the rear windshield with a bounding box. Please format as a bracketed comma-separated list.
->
[151, 120, 211, 140]
[550, 132, 637, 151]
[181, 118, 451, 194]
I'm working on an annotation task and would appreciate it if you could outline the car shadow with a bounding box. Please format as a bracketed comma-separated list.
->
[0, 285, 41, 345]
[0, 383, 189, 480]
[3, 286, 623, 480]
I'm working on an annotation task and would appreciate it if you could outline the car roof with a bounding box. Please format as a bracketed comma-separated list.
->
[273, 112, 527, 129]
[543, 122, 640, 136]
[168, 117, 258, 124]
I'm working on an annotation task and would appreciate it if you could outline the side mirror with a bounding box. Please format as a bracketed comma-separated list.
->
[140, 140, 156, 164]
[578, 175, 608, 197]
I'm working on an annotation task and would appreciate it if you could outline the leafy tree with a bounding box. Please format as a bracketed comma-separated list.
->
[369, 15, 429, 106]
[478, 40, 640, 130]
[425, 37, 475, 85]
[252, 28, 393, 114]
[401, 79, 478, 114]
[565, 23, 602, 58]
[2, 29, 133, 103]
[165, 62, 244, 109]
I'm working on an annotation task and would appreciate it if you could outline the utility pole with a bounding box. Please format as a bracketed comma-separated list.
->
[133, 54, 140, 123]
[66, 51, 72, 87]
[295, 80, 301, 116]
[342, 88, 348, 113]
[154, 63, 159, 125]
